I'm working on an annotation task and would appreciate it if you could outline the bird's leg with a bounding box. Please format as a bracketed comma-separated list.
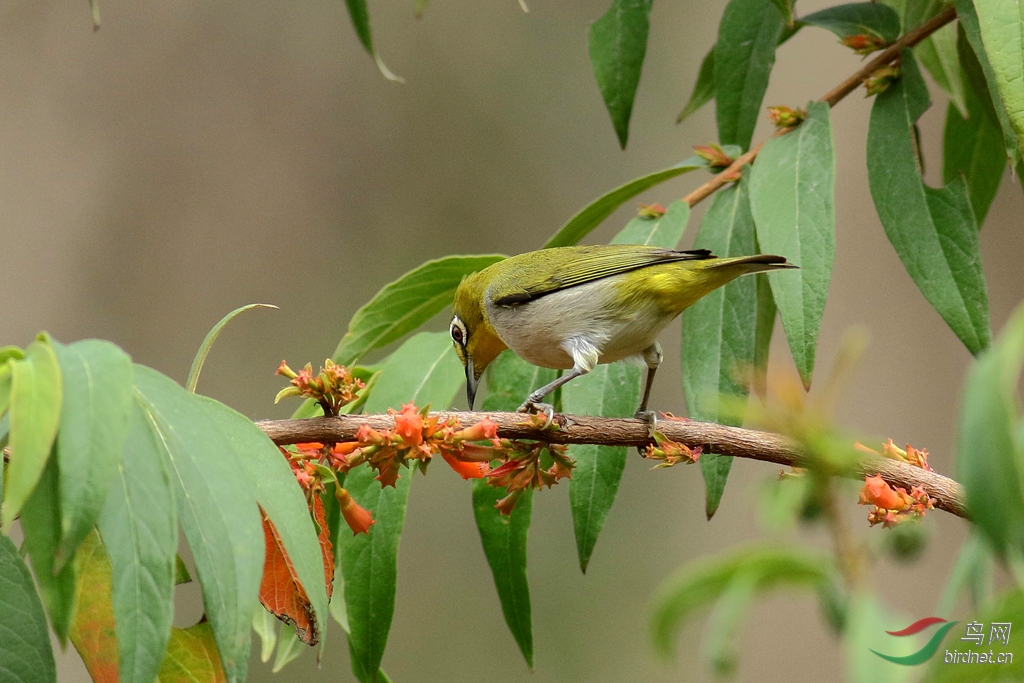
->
[635, 342, 662, 454]
[517, 368, 584, 428]
[517, 337, 598, 428]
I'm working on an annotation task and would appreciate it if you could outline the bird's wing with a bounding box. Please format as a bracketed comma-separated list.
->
[491, 246, 715, 306]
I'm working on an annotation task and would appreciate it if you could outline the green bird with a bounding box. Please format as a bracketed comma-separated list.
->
[450, 245, 796, 419]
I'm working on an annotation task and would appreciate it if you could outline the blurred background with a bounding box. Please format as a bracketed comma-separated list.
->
[2, 0, 1022, 681]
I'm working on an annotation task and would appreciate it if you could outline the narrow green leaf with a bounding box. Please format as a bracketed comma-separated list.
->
[715, 0, 786, 151]
[955, 0, 1021, 165]
[20, 456, 77, 644]
[972, 0, 1024, 157]
[844, 593, 915, 683]
[916, 21, 968, 117]
[770, 0, 795, 27]
[563, 362, 639, 573]
[51, 340, 133, 572]
[252, 609, 278, 663]
[588, 0, 653, 149]
[612, 199, 690, 248]
[343, 0, 404, 82]
[474, 352, 552, 667]
[0, 364, 11, 418]
[133, 365, 264, 683]
[936, 534, 993, 617]
[186, 304, 277, 394]
[544, 162, 702, 249]
[650, 545, 838, 659]
[96, 396, 178, 683]
[2, 338, 62, 530]
[941, 28, 1007, 226]
[271, 627, 305, 674]
[867, 52, 991, 356]
[682, 168, 760, 518]
[702, 569, 758, 677]
[800, 2, 901, 42]
[332, 255, 505, 367]
[677, 49, 715, 123]
[957, 302, 1024, 557]
[750, 101, 836, 389]
[340, 331, 464, 681]
[194, 394, 329, 649]
[0, 532, 56, 683]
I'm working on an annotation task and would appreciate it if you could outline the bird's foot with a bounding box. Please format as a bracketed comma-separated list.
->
[517, 401, 556, 429]
[635, 409, 658, 456]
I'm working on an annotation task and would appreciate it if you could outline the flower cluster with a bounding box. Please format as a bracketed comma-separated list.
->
[841, 33, 888, 56]
[858, 474, 934, 529]
[854, 438, 932, 471]
[864, 63, 900, 96]
[767, 105, 806, 129]
[282, 443, 377, 535]
[486, 442, 575, 514]
[276, 359, 365, 416]
[642, 414, 702, 468]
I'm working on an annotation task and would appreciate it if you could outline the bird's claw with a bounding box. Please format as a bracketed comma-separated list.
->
[517, 401, 556, 429]
[635, 409, 658, 456]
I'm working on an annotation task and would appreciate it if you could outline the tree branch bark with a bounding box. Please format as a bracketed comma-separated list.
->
[256, 411, 968, 520]
[682, 5, 957, 209]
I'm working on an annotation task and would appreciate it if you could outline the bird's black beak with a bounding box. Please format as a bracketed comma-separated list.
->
[465, 358, 478, 411]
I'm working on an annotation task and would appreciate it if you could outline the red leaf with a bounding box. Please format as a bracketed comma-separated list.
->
[69, 531, 120, 683]
[257, 498, 334, 646]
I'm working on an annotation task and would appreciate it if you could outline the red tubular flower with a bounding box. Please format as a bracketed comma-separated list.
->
[495, 488, 525, 516]
[441, 452, 488, 480]
[859, 474, 912, 511]
[454, 417, 499, 442]
[356, 423, 387, 446]
[336, 487, 375, 535]
[393, 403, 423, 447]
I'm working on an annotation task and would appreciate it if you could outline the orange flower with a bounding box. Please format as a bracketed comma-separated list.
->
[455, 416, 499, 442]
[336, 488, 375, 535]
[441, 452, 488, 480]
[858, 474, 911, 511]
[393, 403, 423, 447]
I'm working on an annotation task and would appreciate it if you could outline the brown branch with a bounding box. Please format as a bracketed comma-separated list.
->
[256, 411, 968, 520]
[682, 5, 958, 209]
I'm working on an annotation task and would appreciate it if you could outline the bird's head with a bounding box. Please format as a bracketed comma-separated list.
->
[451, 271, 507, 410]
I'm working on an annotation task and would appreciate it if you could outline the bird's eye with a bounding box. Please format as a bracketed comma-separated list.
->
[451, 325, 464, 344]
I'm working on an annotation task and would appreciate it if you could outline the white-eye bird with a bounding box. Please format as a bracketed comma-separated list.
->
[450, 245, 796, 419]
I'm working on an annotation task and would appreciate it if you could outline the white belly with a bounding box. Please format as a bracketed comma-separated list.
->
[484, 278, 671, 370]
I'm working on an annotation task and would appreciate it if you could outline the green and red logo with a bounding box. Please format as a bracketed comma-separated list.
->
[871, 617, 959, 665]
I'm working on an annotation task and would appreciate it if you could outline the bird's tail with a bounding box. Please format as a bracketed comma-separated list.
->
[706, 254, 797, 274]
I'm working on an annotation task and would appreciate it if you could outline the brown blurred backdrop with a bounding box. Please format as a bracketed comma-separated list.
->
[2, 0, 1022, 681]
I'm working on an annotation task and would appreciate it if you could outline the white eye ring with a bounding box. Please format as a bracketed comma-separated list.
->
[450, 318, 466, 345]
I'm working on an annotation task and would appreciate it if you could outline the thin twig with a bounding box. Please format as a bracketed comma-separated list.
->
[682, 5, 958, 208]
[255, 411, 968, 520]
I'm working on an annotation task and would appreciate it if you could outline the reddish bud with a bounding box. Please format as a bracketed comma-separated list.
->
[276, 360, 298, 379]
[858, 474, 911, 511]
[841, 33, 887, 55]
[767, 105, 805, 128]
[693, 144, 733, 169]
[637, 203, 667, 219]
[393, 403, 424, 447]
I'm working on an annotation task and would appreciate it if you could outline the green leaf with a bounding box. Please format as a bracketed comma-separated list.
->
[701, 569, 758, 677]
[867, 52, 991, 356]
[543, 161, 703, 249]
[935, 534, 993, 616]
[0, 532, 56, 683]
[681, 168, 760, 518]
[800, 2, 901, 42]
[20, 456, 76, 644]
[677, 49, 715, 123]
[612, 199, 690, 248]
[340, 331, 464, 681]
[750, 101, 836, 389]
[51, 340, 133, 572]
[0, 363, 11, 418]
[715, 0, 786, 151]
[271, 627, 305, 674]
[941, 29, 1007, 227]
[95, 396, 178, 683]
[650, 545, 838, 659]
[844, 593, 915, 683]
[563, 362, 640, 573]
[332, 255, 505, 367]
[770, 0, 795, 27]
[957, 302, 1024, 557]
[971, 0, 1024, 158]
[252, 609, 277, 663]
[0, 346, 25, 365]
[471, 484, 534, 667]
[955, 0, 1021, 165]
[2, 337, 62, 530]
[157, 621, 227, 682]
[133, 365, 264, 683]
[186, 304, 277, 394]
[474, 352, 552, 667]
[194, 394, 329, 649]
[916, 21, 968, 117]
[588, 0, 653, 149]
[343, 0, 404, 82]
